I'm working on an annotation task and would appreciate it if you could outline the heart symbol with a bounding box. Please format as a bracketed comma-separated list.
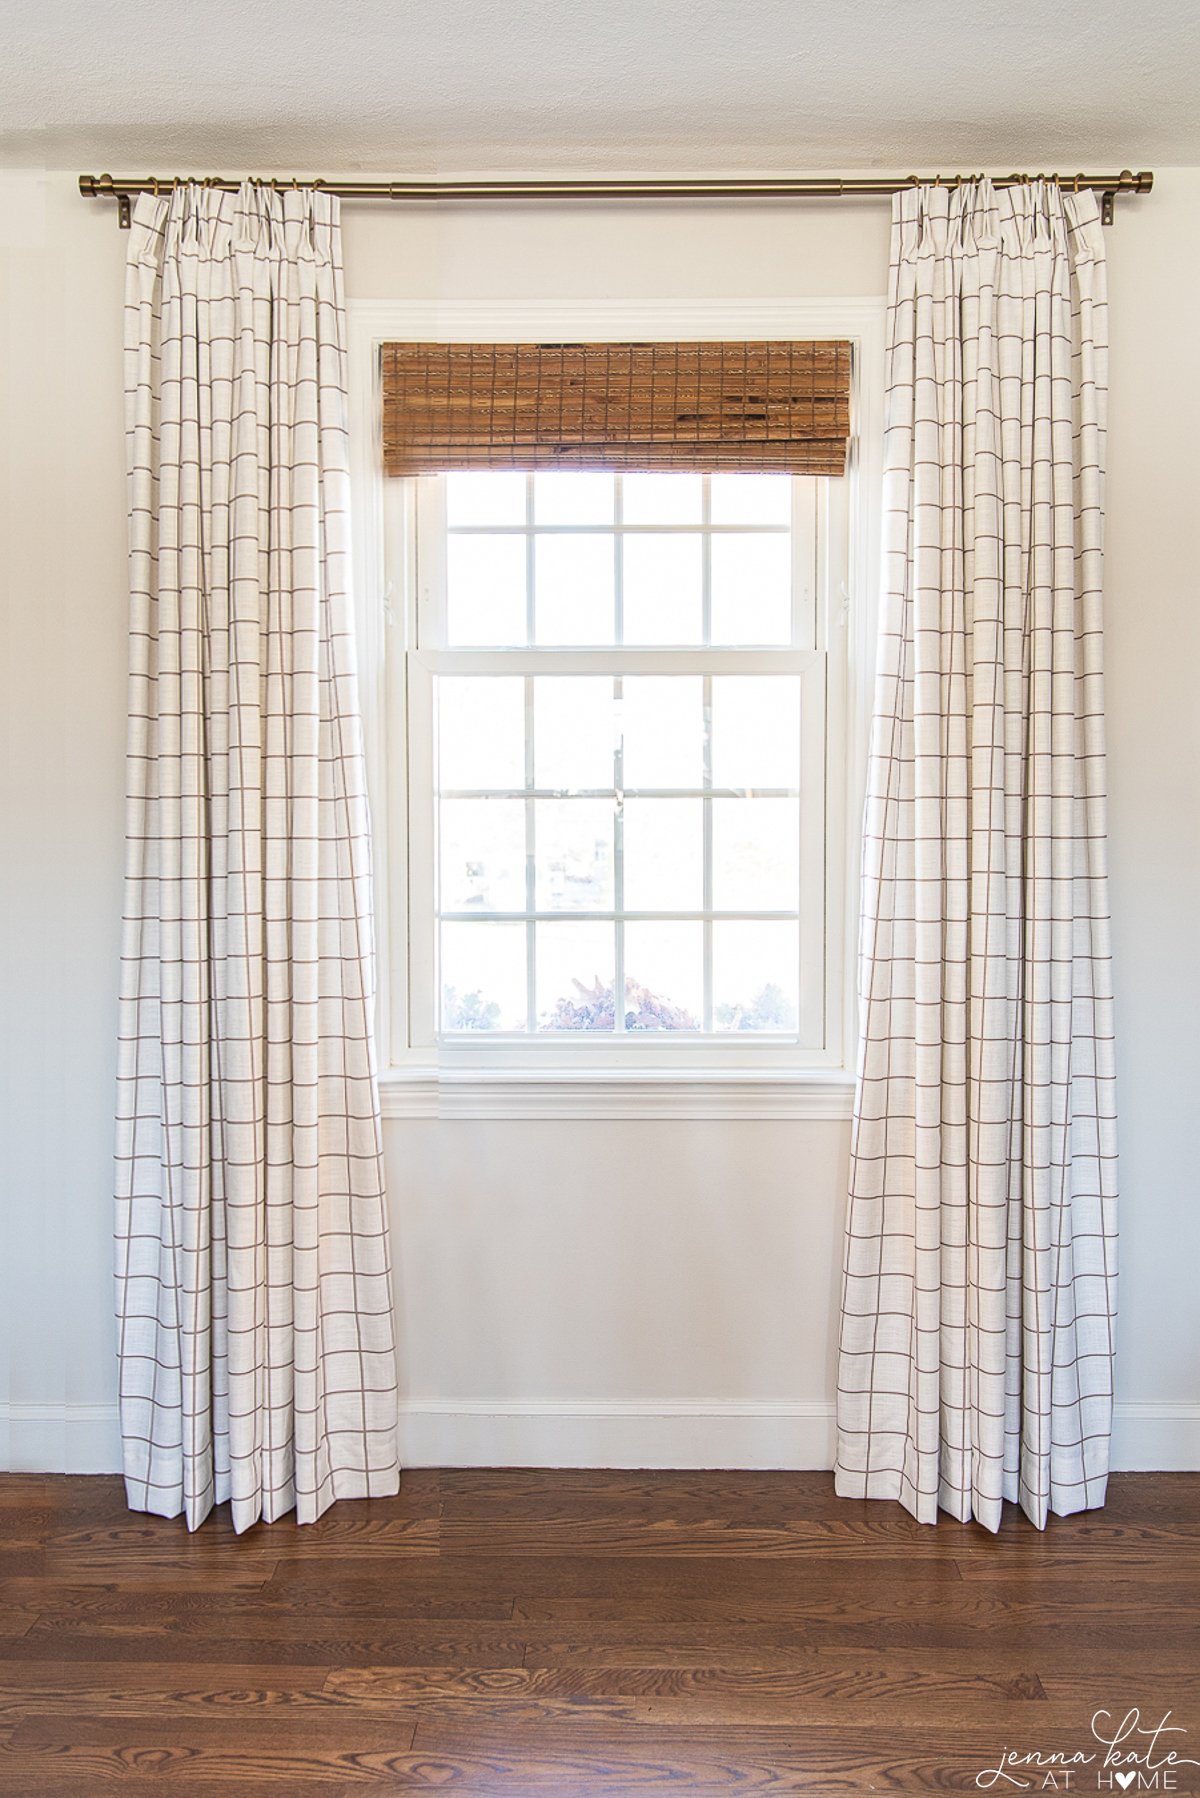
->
[1115, 1775, 1136, 1791]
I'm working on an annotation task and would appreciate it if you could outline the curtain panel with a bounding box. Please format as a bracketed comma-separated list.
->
[836, 180, 1119, 1531]
[115, 183, 400, 1531]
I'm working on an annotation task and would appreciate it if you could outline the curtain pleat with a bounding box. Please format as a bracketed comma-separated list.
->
[115, 183, 400, 1531]
[835, 180, 1119, 1531]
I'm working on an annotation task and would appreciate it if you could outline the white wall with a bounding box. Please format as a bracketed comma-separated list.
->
[2, 170, 1197, 1475]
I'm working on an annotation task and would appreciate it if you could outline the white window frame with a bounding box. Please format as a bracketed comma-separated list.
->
[347, 299, 884, 1119]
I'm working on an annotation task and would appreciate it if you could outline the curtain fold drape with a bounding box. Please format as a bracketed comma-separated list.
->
[115, 182, 400, 1532]
[835, 180, 1119, 1532]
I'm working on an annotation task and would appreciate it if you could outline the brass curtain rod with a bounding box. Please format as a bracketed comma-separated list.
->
[80, 169, 1153, 228]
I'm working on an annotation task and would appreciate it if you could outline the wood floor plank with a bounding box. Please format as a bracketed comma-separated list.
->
[0, 1620, 532, 1669]
[5, 1582, 515, 1627]
[417, 1707, 1200, 1782]
[324, 1658, 1064, 1724]
[22, 1653, 1073, 1713]
[10, 1713, 421, 1751]
[7, 1565, 280, 1592]
[0, 1740, 424, 1789]
[0, 1663, 340, 1716]
[328, 1657, 1050, 1698]
[264, 1548, 967, 1592]
[47, 1515, 440, 1563]
[516, 1618, 1200, 1666]
[953, 1548, 1200, 1581]
[436, 1515, 970, 1557]
[511, 1581, 1200, 1626]
[407, 1723, 1200, 1793]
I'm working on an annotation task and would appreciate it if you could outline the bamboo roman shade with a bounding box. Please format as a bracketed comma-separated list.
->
[381, 340, 852, 476]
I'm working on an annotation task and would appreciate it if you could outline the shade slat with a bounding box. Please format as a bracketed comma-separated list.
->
[381, 340, 852, 477]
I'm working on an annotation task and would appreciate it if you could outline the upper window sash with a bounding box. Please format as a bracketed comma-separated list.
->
[413, 473, 823, 656]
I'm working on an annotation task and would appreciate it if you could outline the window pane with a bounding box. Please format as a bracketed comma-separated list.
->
[534, 472, 615, 525]
[623, 798, 703, 911]
[624, 923, 703, 1030]
[437, 677, 525, 791]
[710, 533, 792, 645]
[712, 921, 799, 1033]
[537, 922, 615, 1030]
[710, 677, 801, 791]
[447, 535, 527, 646]
[441, 921, 527, 1031]
[622, 534, 702, 644]
[534, 678, 614, 793]
[535, 799, 614, 910]
[621, 472, 703, 524]
[535, 534, 615, 645]
[621, 676, 704, 789]
[712, 797, 799, 910]
[710, 473, 792, 526]
[439, 798, 526, 912]
[446, 472, 527, 527]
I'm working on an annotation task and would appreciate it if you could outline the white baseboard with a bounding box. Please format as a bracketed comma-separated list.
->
[397, 1398, 1200, 1472]
[0, 1402, 123, 1475]
[1109, 1402, 1200, 1472]
[396, 1398, 838, 1469]
[3, 1398, 1197, 1477]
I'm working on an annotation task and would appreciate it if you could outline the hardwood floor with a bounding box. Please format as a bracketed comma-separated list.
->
[0, 1469, 1197, 1793]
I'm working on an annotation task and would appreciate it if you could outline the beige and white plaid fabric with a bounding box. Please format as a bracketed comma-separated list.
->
[836, 181, 1119, 1531]
[115, 184, 400, 1531]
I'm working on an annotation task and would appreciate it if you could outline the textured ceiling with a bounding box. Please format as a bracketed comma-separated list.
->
[2, 0, 1196, 174]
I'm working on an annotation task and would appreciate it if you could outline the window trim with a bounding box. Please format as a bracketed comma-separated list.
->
[347, 297, 885, 1119]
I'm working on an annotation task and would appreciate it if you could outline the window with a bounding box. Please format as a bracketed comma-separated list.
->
[356, 312, 881, 1099]
[392, 463, 848, 1068]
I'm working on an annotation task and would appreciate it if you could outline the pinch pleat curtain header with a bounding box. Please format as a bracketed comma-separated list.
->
[127, 180, 344, 263]
[890, 175, 1104, 259]
[116, 181, 400, 1532]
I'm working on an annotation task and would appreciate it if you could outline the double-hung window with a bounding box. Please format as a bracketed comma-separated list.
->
[380, 336, 857, 1075]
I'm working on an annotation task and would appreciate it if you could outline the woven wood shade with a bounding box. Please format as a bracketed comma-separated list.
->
[381, 340, 852, 477]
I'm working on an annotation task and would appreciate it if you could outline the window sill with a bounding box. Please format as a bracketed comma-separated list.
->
[377, 1067, 856, 1121]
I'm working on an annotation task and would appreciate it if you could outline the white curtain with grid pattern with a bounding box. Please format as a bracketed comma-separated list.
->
[836, 180, 1119, 1531]
[115, 183, 400, 1532]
